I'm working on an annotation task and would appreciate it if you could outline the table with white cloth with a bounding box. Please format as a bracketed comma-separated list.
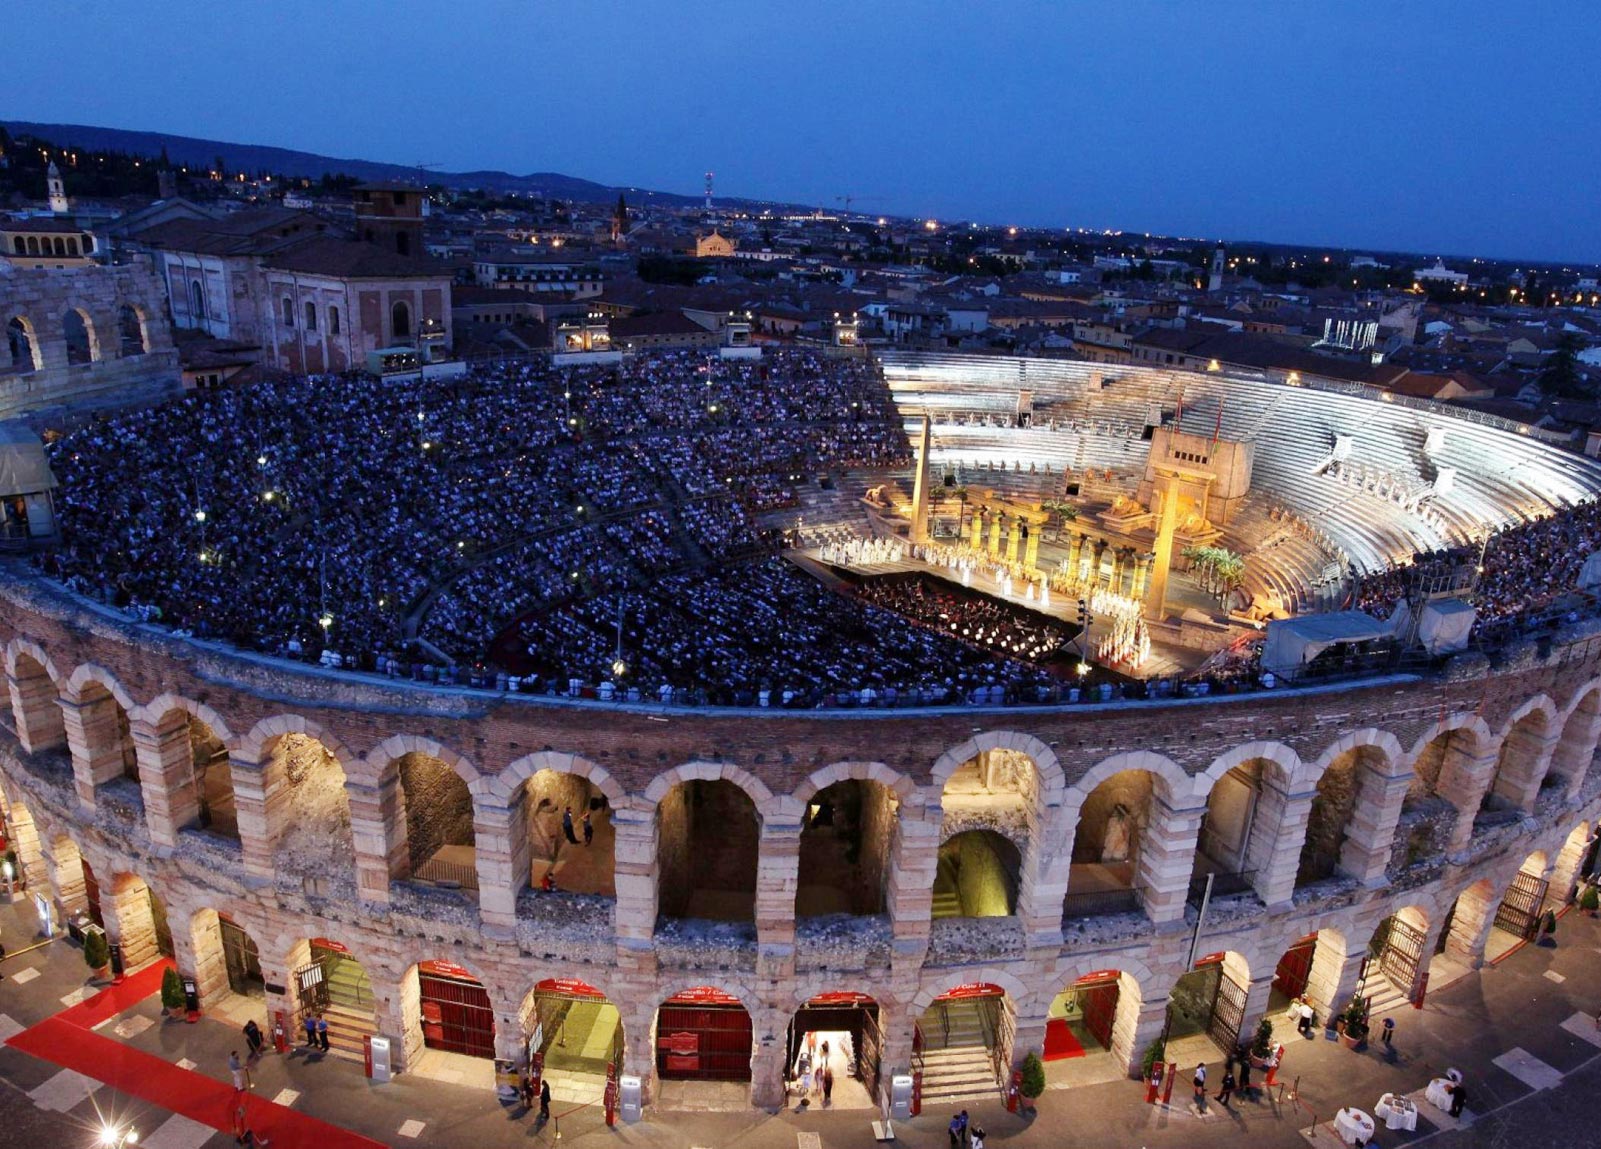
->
[1375, 1092, 1418, 1131]
[1334, 1107, 1376, 1144]
[1424, 1069, 1463, 1113]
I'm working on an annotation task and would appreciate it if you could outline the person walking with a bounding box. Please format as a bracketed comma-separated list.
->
[302, 1013, 318, 1049]
[1192, 1063, 1207, 1113]
[244, 1019, 264, 1060]
[228, 1050, 249, 1090]
[1449, 1080, 1468, 1118]
[316, 1014, 330, 1052]
[521, 1073, 536, 1112]
[1381, 1017, 1395, 1047]
[233, 1093, 271, 1147]
[822, 1065, 834, 1105]
[539, 1077, 552, 1120]
[582, 812, 594, 846]
[969, 1126, 985, 1149]
[562, 807, 578, 844]
[1215, 1067, 1236, 1108]
[1236, 1054, 1252, 1096]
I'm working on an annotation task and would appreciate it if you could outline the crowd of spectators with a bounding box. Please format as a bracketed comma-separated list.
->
[40, 350, 908, 674]
[1355, 500, 1601, 638]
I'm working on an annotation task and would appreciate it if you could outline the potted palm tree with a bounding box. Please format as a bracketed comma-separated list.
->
[1338, 997, 1369, 1050]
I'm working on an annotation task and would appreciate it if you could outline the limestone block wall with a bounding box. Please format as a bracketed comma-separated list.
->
[0, 258, 182, 420]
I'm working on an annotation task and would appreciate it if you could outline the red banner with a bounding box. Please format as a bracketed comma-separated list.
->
[662, 1032, 700, 1056]
[935, 982, 1005, 1002]
[537, 977, 606, 1000]
[664, 986, 742, 1007]
[419, 959, 480, 983]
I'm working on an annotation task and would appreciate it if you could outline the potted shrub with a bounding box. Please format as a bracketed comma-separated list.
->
[1338, 998, 1368, 1050]
[1249, 1018, 1275, 1068]
[1140, 1038, 1166, 1081]
[82, 929, 110, 980]
[160, 967, 186, 1018]
[1019, 1051, 1046, 1112]
[1579, 884, 1599, 918]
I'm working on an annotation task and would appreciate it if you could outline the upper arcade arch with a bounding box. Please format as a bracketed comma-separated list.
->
[1483, 697, 1558, 817]
[798, 774, 900, 918]
[60, 665, 140, 811]
[1550, 684, 1601, 798]
[133, 695, 237, 843]
[6, 643, 66, 754]
[472, 751, 620, 910]
[931, 731, 1065, 806]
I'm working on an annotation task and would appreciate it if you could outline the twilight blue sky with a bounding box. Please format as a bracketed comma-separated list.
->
[5, 1, 1599, 263]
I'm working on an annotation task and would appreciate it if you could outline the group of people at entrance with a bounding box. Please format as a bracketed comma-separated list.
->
[792, 1033, 836, 1106]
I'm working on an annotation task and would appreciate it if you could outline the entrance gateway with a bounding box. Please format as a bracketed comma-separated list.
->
[417, 960, 495, 1059]
[656, 987, 752, 1082]
[785, 992, 883, 1108]
[1373, 915, 1426, 995]
[913, 983, 1013, 1111]
[1494, 870, 1550, 941]
[530, 977, 623, 1098]
[1166, 953, 1248, 1055]
[1045, 971, 1120, 1060]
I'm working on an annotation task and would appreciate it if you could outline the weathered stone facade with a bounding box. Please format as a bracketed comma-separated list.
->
[1, 563, 1599, 1113]
[0, 257, 182, 420]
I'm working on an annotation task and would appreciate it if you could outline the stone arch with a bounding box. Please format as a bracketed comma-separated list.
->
[61, 664, 139, 805]
[6, 642, 66, 753]
[1405, 714, 1493, 799]
[136, 694, 237, 840]
[400, 956, 500, 1061]
[63, 662, 137, 712]
[105, 870, 174, 970]
[478, 751, 620, 904]
[520, 974, 627, 1080]
[1484, 696, 1558, 814]
[1298, 731, 1403, 888]
[796, 766, 905, 918]
[117, 304, 148, 357]
[242, 722, 356, 893]
[1065, 750, 1191, 809]
[1549, 683, 1601, 797]
[1400, 715, 1492, 859]
[1058, 751, 1188, 922]
[0, 786, 48, 893]
[651, 770, 762, 923]
[187, 906, 266, 1006]
[910, 968, 1031, 1014]
[933, 828, 1022, 918]
[931, 731, 1066, 805]
[62, 306, 97, 365]
[44, 831, 91, 921]
[1550, 820, 1594, 904]
[1196, 741, 1302, 794]
[6, 316, 41, 372]
[1192, 744, 1301, 899]
[356, 734, 477, 789]
[238, 714, 357, 769]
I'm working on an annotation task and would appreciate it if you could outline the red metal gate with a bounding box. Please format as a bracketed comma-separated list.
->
[418, 961, 495, 1059]
[656, 987, 752, 1082]
[1273, 935, 1317, 1000]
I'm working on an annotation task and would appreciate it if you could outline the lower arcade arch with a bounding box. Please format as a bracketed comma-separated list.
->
[1267, 928, 1352, 1029]
[1366, 905, 1431, 1000]
[523, 977, 624, 1097]
[654, 986, 753, 1084]
[914, 982, 1015, 1104]
[404, 959, 497, 1061]
[785, 991, 883, 1109]
[288, 937, 376, 1057]
[1043, 969, 1144, 1084]
[1164, 951, 1251, 1058]
[105, 872, 173, 970]
[0, 789, 47, 895]
[797, 779, 895, 918]
[189, 908, 265, 1003]
[932, 830, 1020, 919]
[1482, 851, 1553, 956]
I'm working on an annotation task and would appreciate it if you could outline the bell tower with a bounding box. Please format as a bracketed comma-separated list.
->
[47, 160, 69, 215]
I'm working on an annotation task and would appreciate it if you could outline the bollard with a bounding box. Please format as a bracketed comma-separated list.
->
[1161, 1062, 1176, 1106]
[1145, 1060, 1164, 1104]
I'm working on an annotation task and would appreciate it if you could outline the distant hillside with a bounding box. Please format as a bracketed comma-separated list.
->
[3, 120, 786, 210]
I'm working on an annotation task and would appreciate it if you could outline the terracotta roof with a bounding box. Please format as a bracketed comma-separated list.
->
[264, 235, 449, 280]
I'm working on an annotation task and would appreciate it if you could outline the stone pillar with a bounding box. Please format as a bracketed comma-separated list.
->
[988, 515, 1002, 557]
[42, 835, 87, 918]
[269, 938, 311, 1047]
[474, 800, 521, 934]
[1442, 885, 1496, 968]
[1109, 549, 1125, 595]
[1005, 519, 1021, 563]
[1444, 745, 1499, 852]
[877, 1008, 918, 1098]
[1489, 725, 1559, 813]
[8, 670, 65, 754]
[1067, 534, 1083, 580]
[1244, 779, 1316, 908]
[179, 910, 230, 1005]
[909, 415, 932, 544]
[1016, 813, 1066, 950]
[1090, 539, 1108, 588]
[756, 816, 802, 979]
[346, 781, 393, 906]
[1024, 527, 1040, 570]
[1304, 940, 1363, 1021]
[1120, 995, 1167, 1078]
[749, 1007, 789, 1108]
[1137, 796, 1206, 925]
[104, 879, 159, 971]
[970, 512, 984, 552]
[5, 803, 47, 894]
[1550, 828, 1593, 904]
[1132, 553, 1153, 600]
[612, 806, 659, 962]
[60, 693, 126, 811]
[1145, 473, 1180, 620]
[1237, 972, 1277, 1044]
[130, 711, 200, 849]
[1340, 770, 1410, 884]
[371, 964, 417, 1074]
[624, 1003, 660, 1106]
[886, 805, 941, 971]
[229, 750, 278, 882]
[1010, 1005, 1050, 1069]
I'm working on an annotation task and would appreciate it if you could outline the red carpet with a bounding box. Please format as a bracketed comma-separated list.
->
[1043, 1018, 1086, 1061]
[10, 962, 386, 1149]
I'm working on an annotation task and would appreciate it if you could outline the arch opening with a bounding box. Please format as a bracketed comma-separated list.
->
[10, 652, 65, 751]
[1481, 709, 1551, 822]
[117, 305, 147, 357]
[914, 983, 1012, 1101]
[289, 937, 375, 1056]
[524, 978, 624, 1093]
[1063, 768, 1159, 919]
[1164, 951, 1251, 1059]
[107, 872, 172, 970]
[184, 713, 236, 839]
[1486, 850, 1551, 958]
[786, 992, 882, 1109]
[1398, 731, 1470, 868]
[76, 682, 141, 808]
[62, 308, 96, 365]
[655, 987, 752, 1083]
[1191, 759, 1274, 898]
[933, 829, 1019, 919]
[393, 752, 475, 890]
[1550, 690, 1601, 795]
[264, 733, 353, 891]
[5, 317, 41, 373]
[1366, 906, 1431, 1000]
[190, 908, 265, 1005]
[515, 767, 615, 902]
[797, 779, 896, 918]
[1043, 970, 1138, 1083]
[1298, 746, 1384, 887]
[656, 779, 757, 924]
[406, 959, 495, 1061]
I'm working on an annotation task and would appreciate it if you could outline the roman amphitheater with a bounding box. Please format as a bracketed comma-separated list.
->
[3, 346, 1601, 1114]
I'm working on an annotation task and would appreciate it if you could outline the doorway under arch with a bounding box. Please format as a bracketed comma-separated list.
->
[914, 983, 1011, 1107]
[797, 779, 895, 918]
[786, 991, 882, 1109]
[932, 830, 1020, 918]
[655, 986, 752, 1083]
[525, 977, 624, 1104]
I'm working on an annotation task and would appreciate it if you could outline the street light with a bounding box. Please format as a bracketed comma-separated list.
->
[98, 1124, 138, 1147]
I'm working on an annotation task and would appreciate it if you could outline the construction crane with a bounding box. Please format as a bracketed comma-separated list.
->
[835, 194, 883, 215]
[414, 161, 441, 187]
